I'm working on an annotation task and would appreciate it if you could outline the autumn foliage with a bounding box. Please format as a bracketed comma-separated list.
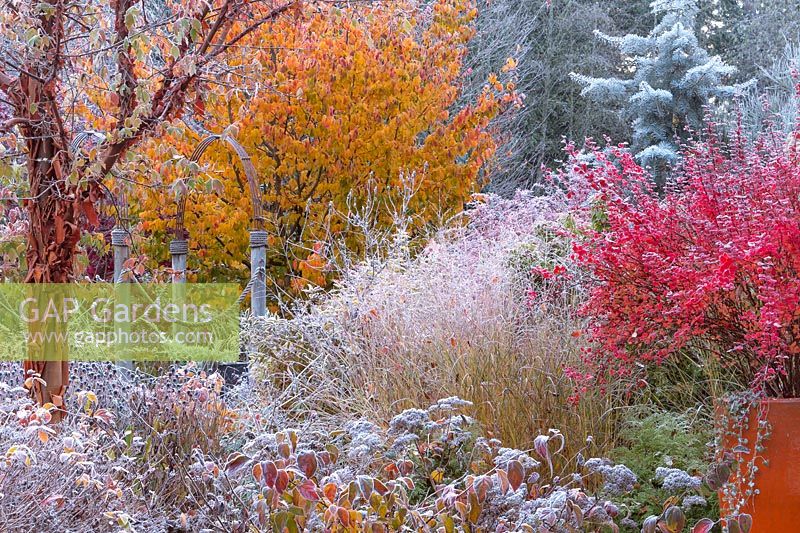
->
[1, 0, 302, 411]
[567, 120, 800, 398]
[137, 0, 517, 289]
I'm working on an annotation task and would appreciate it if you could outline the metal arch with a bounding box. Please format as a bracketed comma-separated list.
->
[69, 131, 130, 224]
[69, 130, 106, 156]
[176, 134, 264, 237]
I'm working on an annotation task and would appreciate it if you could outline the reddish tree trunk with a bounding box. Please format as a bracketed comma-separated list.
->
[17, 71, 85, 422]
[0, 0, 301, 422]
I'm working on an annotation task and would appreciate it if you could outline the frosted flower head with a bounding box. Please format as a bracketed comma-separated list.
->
[594, 463, 637, 495]
[494, 447, 541, 471]
[427, 396, 473, 414]
[344, 419, 381, 436]
[343, 419, 384, 459]
[346, 437, 383, 460]
[389, 433, 419, 454]
[473, 437, 493, 456]
[655, 467, 702, 493]
[681, 494, 707, 510]
[583, 457, 611, 474]
[440, 420, 475, 447]
[389, 408, 432, 435]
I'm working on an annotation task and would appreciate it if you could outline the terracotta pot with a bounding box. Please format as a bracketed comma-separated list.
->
[718, 398, 800, 532]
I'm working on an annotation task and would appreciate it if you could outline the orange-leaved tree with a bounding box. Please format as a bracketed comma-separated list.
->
[0, 0, 308, 414]
[137, 0, 518, 293]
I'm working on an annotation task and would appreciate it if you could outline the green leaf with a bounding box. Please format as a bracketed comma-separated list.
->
[190, 18, 202, 42]
[124, 6, 139, 30]
[442, 514, 455, 533]
[36, 2, 56, 16]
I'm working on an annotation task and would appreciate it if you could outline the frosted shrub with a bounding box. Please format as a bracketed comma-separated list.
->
[570, 109, 800, 398]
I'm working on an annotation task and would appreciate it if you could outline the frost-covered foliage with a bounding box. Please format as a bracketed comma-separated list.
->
[656, 467, 703, 493]
[0, 195, 26, 281]
[245, 189, 617, 454]
[0, 365, 245, 530]
[740, 41, 800, 136]
[461, 0, 629, 192]
[571, 0, 748, 180]
[569, 111, 800, 398]
[584, 459, 638, 496]
[1, 368, 737, 532]
[609, 407, 717, 527]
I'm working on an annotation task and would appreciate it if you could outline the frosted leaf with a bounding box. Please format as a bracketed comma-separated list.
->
[570, 74, 630, 103]
[619, 34, 653, 56]
[636, 142, 680, 168]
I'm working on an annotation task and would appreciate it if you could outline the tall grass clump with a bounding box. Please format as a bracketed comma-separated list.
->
[248, 189, 621, 457]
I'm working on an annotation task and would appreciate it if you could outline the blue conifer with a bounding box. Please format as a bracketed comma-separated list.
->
[571, 0, 750, 177]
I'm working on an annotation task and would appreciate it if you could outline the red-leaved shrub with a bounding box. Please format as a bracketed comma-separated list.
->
[568, 119, 800, 398]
